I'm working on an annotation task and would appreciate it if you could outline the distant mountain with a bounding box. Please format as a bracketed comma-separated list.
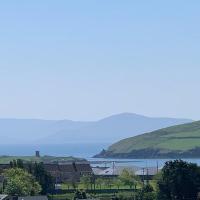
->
[0, 113, 192, 144]
[95, 120, 200, 159]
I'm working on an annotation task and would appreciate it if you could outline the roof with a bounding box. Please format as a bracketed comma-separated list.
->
[92, 167, 108, 175]
[0, 195, 9, 200]
[96, 166, 141, 176]
[75, 163, 92, 172]
[43, 163, 92, 173]
[44, 164, 59, 171]
[93, 166, 161, 176]
[0, 164, 10, 172]
[18, 196, 48, 200]
[135, 167, 160, 176]
[58, 164, 75, 172]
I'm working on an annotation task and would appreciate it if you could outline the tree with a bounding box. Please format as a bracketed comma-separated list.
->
[138, 184, 156, 200]
[9, 159, 24, 169]
[119, 169, 139, 189]
[33, 162, 55, 194]
[8, 160, 54, 195]
[73, 190, 87, 200]
[115, 178, 122, 189]
[71, 180, 78, 190]
[16, 159, 24, 169]
[157, 160, 200, 200]
[80, 175, 91, 190]
[3, 168, 41, 196]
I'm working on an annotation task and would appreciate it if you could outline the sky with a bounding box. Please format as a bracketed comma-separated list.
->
[0, 1, 200, 121]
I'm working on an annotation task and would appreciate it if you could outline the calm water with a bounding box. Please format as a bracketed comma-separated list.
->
[88, 157, 200, 168]
[1, 144, 200, 168]
[0, 143, 110, 158]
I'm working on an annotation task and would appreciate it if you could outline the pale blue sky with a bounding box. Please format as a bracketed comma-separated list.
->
[0, 1, 200, 120]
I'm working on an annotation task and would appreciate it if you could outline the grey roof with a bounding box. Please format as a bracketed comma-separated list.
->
[18, 196, 48, 200]
[135, 167, 161, 176]
[93, 166, 161, 176]
[92, 167, 108, 175]
[95, 166, 141, 176]
[0, 195, 8, 200]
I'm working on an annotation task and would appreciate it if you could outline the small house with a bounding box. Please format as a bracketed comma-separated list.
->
[18, 196, 48, 200]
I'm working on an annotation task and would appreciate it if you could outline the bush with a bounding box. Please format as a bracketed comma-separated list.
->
[3, 168, 41, 196]
[116, 192, 137, 200]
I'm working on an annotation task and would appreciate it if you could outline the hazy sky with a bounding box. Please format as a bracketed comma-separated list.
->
[0, 1, 200, 121]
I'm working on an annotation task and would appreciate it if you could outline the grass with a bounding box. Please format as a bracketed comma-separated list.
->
[156, 138, 200, 150]
[48, 193, 74, 200]
[0, 155, 85, 164]
[61, 183, 139, 190]
[50, 192, 137, 200]
[106, 120, 200, 155]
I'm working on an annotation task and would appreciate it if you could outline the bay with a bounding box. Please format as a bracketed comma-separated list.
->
[1, 144, 200, 168]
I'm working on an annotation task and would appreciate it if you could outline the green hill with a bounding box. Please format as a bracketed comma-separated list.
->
[95, 121, 200, 158]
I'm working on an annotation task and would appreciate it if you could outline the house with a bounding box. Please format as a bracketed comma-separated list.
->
[135, 167, 161, 179]
[0, 195, 10, 200]
[92, 166, 140, 176]
[17, 196, 48, 200]
[0, 162, 92, 183]
[92, 166, 160, 180]
[44, 162, 92, 183]
[92, 167, 108, 176]
[75, 163, 93, 176]
[0, 165, 10, 173]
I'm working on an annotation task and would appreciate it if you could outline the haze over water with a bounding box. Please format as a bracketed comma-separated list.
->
[2, 143, 200, 169]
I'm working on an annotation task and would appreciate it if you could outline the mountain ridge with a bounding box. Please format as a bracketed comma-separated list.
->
[0, 113, 193, 144]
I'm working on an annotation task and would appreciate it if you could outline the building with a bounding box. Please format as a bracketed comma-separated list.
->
[0, 165, 10, 173]
[0, 195, 10, 200]
[44, 162, 92, 183]
[92, 166, 140, 176]
[0, 162, 92, 183]
[18, 196, 48, 200]
[92, 166, 160, 180]
[135, 167, 161, 180]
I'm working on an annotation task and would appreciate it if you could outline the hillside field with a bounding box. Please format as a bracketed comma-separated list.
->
[95, 121, 200, 158]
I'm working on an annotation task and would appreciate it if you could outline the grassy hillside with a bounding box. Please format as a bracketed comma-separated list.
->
[0, 155, 85, 164]
[95, 121, 200, 158]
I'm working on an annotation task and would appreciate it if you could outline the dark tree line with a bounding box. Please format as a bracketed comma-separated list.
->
[157, 160, 200, 200]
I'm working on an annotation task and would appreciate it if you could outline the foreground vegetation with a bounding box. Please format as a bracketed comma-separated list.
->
[1, 159, 200, 200]
[96, 120, 200, 158]
[52, 160, 200, 200]
[1, 159, 54, 195]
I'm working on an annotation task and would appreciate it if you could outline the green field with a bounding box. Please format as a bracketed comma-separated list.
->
[96, 121, 200, 158]
[0, 155, 85, 164]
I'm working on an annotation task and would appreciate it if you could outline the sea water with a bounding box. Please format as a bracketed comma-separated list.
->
[1, 143, 200, 168]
